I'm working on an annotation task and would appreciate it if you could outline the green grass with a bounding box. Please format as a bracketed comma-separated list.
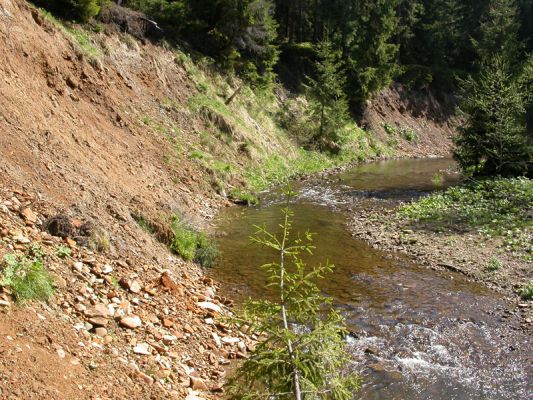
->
[518, 282, 533, 300]
[170, 215, 219, 267]
[38, 9, 101, 62]
[486, 256, 501, 272]
[399, 177, 533, 259]
[0, 254, 55, 303]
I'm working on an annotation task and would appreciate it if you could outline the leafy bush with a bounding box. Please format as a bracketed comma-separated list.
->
[35, 0, 103, 22]
[194, 232, 220, 268]
[0, 254, 55, 303]
[400, 178, 532, 230]
[170, 216, 219, 267]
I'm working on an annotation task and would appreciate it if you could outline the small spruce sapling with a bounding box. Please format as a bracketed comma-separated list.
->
[229, 186, 360, 399]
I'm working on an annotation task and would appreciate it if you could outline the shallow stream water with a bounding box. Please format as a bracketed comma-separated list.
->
[212, 158, 532, 400]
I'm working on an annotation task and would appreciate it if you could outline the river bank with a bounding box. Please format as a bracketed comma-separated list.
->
[345, 196, 533, 333]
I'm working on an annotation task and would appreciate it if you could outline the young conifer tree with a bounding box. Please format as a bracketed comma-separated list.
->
[228, 186, 360, 400]
[306, 39, 350, 153]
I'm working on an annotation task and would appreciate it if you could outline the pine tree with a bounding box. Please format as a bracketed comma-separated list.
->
[454, 56, 532, 177]
[344, 0, 400, 107]
[228, 187, 360, 400]
[473, 0, 523, 67]
[305, 39, 350, 153]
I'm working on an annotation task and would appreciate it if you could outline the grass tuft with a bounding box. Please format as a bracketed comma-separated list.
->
[0, 254, 55, 303]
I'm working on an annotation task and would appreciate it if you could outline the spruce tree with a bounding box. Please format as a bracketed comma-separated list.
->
[344, 0, 400, 107]
[228, 187, 360, 400]
[473, 0, 523, 67]
[454, 56, 532, 177]
[306, 39, 350, 153]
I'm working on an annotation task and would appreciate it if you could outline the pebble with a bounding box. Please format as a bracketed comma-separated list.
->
[119, 315, 142, 329]
[13, 234, 30, 244]
[84, 304, 109, 318]
[94, 327, 107, 337]
[189, 376, 208, 391]
[133, 343, 151, 355]
[197, 301, 221, 313]
[88, 317, 108, 327]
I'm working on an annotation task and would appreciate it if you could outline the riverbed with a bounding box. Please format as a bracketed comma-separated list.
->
[212, 158, 532, 400]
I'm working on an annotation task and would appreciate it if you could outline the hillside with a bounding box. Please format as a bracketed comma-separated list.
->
[0, 0, 456, 398]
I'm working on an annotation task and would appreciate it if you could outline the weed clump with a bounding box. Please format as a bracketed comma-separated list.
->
[518, 282, 533, 300]
[0, 254, 55, 303]
[170, 216, 219, 267]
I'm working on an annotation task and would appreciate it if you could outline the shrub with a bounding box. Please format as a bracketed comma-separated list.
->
[0, 254, 55, 303]
[194, 232, 220, 268]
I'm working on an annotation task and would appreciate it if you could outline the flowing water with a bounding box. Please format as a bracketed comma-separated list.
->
[212, 158, 532, 400]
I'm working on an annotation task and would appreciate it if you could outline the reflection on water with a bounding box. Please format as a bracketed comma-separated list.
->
[212, 158, 532, 400]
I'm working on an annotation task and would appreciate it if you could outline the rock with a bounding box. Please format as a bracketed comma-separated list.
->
[162, 335, 177, 344]
[119, 315, 142, 329]
[102, 264, 113, 274]
[88, 317, 108, 327]
[160, 272, 183, 295]
[20, 208, 37, 225]
[136, 371, 154, 385]
[66, 76, 79, 89]
[84, 304, 109, 318]
[364, 346, 380, 356]
[133, 343, 151, 355]
[14, 235, 30, 244]
[221, 337, 240, 344]
[0, 300, 10, 307]
[162, 318, 174, 328]
[94, 327, 107, 337]
[197, 302, 221, 313]
[120, 278, 142, 293]
[189, 376, 208, 391]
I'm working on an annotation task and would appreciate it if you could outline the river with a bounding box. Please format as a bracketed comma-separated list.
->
[212, 158, 532, 400]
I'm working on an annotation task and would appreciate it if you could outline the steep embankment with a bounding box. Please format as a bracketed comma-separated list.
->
[0, 0, 457, 398]
[363, 82, 458, 157]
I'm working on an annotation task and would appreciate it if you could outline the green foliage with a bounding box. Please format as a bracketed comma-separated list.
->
[0, 254, 55, 303]
[35, 0, 103, 22]
[56, 245, 72, 259]
[345, 0, 400, 106]
[431, 172, 444, 187]
[399, 178, 533, 258]
[518, 281, 533, 300]
[194, 232, 220, 268]
[169, 216, 219, 267]
[473, 0, 523, 67]
[229, 188, 360, 399]
[486, 256, 502, 272]
[229, 189, 259, 206]
[306, 40, 350, 153]
[454, 56, 533, 177]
